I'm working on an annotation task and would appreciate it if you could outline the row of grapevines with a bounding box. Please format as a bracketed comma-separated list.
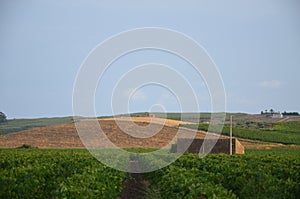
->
[0, 149, 127, 198]
[145, 152, 300, 198]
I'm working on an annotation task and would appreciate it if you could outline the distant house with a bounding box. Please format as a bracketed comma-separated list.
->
[261, 110, 283, 119]
[272, 113, 283, 118]
[265, 112, 283, 118]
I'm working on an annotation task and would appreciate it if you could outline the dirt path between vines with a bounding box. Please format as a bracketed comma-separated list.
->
[118, 160, 146, 199]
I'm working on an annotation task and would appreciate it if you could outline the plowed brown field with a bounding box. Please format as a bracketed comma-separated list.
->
[0, 117, 209, 148]
[0, 117, 291, 149]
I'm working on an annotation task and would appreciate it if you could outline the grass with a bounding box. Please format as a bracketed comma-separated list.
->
[0, 117, 74, 135]
[271, 122, 300, 133]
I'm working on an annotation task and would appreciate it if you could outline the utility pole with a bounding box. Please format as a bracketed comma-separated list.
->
[230, 115, 233, 155]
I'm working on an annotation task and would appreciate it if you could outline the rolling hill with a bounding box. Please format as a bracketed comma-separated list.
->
[0, 116, 297, 150]
[0, 117, 211, 148]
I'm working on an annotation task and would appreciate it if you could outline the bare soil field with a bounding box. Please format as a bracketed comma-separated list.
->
[0, 117, 204, 149]
[0, 117, 296, 150]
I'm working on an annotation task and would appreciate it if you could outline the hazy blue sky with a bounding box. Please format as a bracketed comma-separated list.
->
[1, 0, 300, 118]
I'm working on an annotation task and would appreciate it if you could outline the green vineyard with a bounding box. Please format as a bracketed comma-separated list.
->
[145, 150, 300, 198]
[1, 149, 299, 198]
[0, 149, 126, 198]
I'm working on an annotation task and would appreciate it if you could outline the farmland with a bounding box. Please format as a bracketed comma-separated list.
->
[0, 117, 75, 135]
[1, 115, 299, 149]
[0, 149, 299, 198]
[181, 121, 300, 145]
[0, 117, 221, 149]
[0, 113, 300, 198]
[157, 112, 300, 123]
[145, 150, 300, 198]
[0, 149, 126, 198]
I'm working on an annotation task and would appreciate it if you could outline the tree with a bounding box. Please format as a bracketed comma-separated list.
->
[282, 111, 299, 116]
[0, 112, 7, 123]
[270, 109, 274, 114]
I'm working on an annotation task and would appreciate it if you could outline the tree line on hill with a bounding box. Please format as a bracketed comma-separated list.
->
[0, 112, 6, 135]
[0, 112, 6, 123]
[260, 109, 299, 116]
[282, 111, 299, 116]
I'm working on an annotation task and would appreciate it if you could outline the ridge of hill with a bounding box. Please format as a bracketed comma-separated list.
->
[1, 112, 300, 136]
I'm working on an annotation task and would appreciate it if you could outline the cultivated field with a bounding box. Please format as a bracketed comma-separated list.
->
[0, 117, 208, 149]
[0, 114, 300, 198]
[1, 149, 299, 198]
[0, 116, 298, 150]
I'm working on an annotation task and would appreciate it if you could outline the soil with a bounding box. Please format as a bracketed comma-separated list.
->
[118, 160, 146, 199]
[0, 117, 209, 149]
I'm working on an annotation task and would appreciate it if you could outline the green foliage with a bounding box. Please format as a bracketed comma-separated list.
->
[123, 148, 158, 153]
[0, 117, 75, 135]
[246, 148, 300, 155]
[282, 111, 299, 116]
[157, 166, 237, 198]
[0, 149, 126, 198]
[1, 149, 299, 198]
[146, 153, 300, 199]
[0, 112, 7, 123]
[235, 121, 274, 129]
[271, 122, 300, 134]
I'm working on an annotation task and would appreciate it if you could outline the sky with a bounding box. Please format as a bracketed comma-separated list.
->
[0, 0, 300, 118]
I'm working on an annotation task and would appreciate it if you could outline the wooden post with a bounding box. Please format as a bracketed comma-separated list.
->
[230, 115, 233, 155]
